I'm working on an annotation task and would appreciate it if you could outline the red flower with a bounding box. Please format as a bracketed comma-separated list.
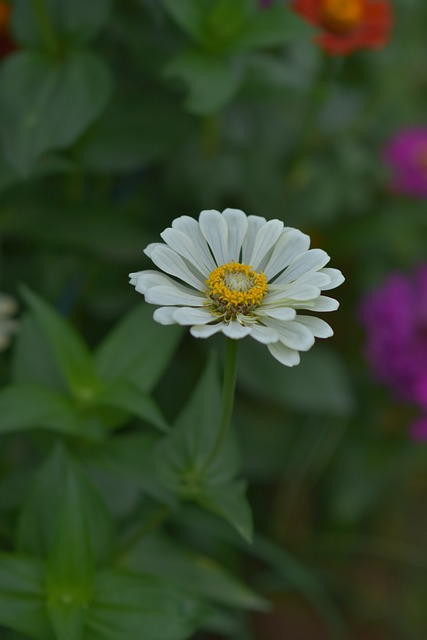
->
[293, 0, 393, 55]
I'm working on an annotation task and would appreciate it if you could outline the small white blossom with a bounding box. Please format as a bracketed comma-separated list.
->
[130, 209, 344, 366]
[0, 293, 18, 352]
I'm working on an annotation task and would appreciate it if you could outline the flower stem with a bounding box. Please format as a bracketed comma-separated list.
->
[204, 338, 239, 469]
[30, 0, 60, 57]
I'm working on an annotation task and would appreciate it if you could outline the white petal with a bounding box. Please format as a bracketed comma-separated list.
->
[222, 208, 248, 262]
[258, 307, 296, 321]
[172, 216, 217, 272]
[149, 245, 205, 291]
[241, 215, 266, 263]
[270, 283, 321, 301]
[172, 307, 214, 325]
[296, 316, 333, 338]
[145, 285, 205, 307]
[160, 227, 212, 275]
[264, 228, 310, 280]
[292, 296, 339, 312]
[267, 342, 300, 367]
[131, 270, 177, 293]
[222, 321, 252, 339]
[311, 296, 339, 312]
[247, 219, 284, 270]
[199, 209, 229, 266]
[319, 268, 345, 291]
[274, 249, 330, 285]
[263, 319, 315, 351]
[153, 307, 180, 325]
[190, 323, 225, 338]
[250, 324, 280, 344]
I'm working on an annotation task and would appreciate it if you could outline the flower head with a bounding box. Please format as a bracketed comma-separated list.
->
[130, 209, 344, 367]
[0, 293, 17, 352]
[0, 2, 16, 58]
[293, 0, 393, 55]
[383, 127, 427, 198]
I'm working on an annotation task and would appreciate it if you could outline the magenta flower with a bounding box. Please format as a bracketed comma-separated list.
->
[383, 127, 427, 197]
[359, 265, 427, 439]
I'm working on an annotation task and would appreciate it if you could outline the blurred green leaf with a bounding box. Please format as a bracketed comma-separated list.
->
[17, 445, 114, 569]
[160, 0, 206, 42]
[233, 5, 314, 51]
[238, 341, 355, 417]
[0, 50, 112, 175]
[86, 570, 203, 640]
[95, 303, 182, 393]
[96, 379, 169, 432]
[21, 287, 99, 398]
[12, 313, 66, 391]
[156, 356, 253, 541]
[76, 90, 194, 172]
[122, 531, 268, 610]
[12, 0, 113, 46]
[0, 554, 51, 640]
[45, 446, 95, 640]
[0, 383, 81, 436]
[165, 51, 244, 114]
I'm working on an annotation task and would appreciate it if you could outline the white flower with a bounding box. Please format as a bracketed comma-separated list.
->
[129, 209, 344, 366]
[0, 293, 17, 352]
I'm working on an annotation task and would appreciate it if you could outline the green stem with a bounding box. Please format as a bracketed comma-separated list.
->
[204, 338, 239, 469]
[30, 0, 60, 57]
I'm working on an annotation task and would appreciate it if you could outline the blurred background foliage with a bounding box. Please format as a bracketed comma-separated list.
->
[1, 0, 427, 638]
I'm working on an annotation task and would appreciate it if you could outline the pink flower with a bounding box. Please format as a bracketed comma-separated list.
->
[359, 265, 427, 440]
[383, 127, 427, 197]
[409, 417, 427, 442]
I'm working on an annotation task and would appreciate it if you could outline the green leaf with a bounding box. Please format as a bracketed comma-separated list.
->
[17, 445, 114, 570]
[0, 554, 52, 640]
[238, 342, 355, 417]
[233, 5, 314, 51]
[86, 569, 203, 640]
[0, 383, 82, 436]
[0, 50, 112, 175]
[44, 447, 95, 640]
[156, 356, 252, 541]
[12, 0, 113, 46]
[12, 313, 66, 391]
[87, 434, 177, 509]
[96, 380, 169, 432]
[20, 287, 99, 398]
[123, 532, 268, 611]
[160, 0, 206, 42]
[95, 303, 182, 393]
[165, 51, 244, 114]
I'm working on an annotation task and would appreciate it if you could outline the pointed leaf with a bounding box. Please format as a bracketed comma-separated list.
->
[95, 303, 182, 392]
[0, 383, 80, 436]
[0, 554, 52, 640]
[17, 445, 114, 569]
[20, 287, 99, 397]
[233, 5, 314, 51]
[0, 50, 112, 175]
[12, 0, 113, 46]
[165, 51, 244, 114]
[122, 532, 267, 610]
[86, 570, 203, 640]
[96, 379, 169, 432]
[156, 356, 252, 540]
[160, 0, 206, 41]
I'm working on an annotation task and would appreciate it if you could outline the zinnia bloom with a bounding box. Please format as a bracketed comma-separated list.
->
[0, 293, 17, 351]
[293, 0, 393, 55]
[359, 265, 427, 439]
[130, 209, 344, 367]
[383, 128, 427, 198]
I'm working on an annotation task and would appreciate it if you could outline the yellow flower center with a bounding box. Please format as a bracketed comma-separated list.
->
[206, 262, 268, 319]
[321, 0, 364, 33]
